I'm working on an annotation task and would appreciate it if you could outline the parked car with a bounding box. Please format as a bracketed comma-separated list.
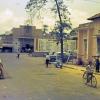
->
[47, 52, 67, 64]
[46, 51, 77, 64]
[49, 55, 57, 64]
[55, 52, 68, 63]
[55, 51, 77, 63]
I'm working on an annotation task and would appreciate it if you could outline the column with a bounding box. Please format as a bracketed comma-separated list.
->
[87, 28, 93, 59]
[77, 30, 84, 58]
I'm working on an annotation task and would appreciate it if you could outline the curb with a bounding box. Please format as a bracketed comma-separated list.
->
[63, 64, 100, 76]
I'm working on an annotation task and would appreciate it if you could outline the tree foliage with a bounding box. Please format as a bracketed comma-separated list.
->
[26, 0, 73, 63]
[26, 0, 47, 17]
[26, 0, 72, 38]
[26, 0, 72, 42]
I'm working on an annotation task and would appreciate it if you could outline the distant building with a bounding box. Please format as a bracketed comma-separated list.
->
[0, 25, 43, 53]
[0, 24, 77, 53]
[0, 34, 13, 52]
[78, 13, 100, 61]
[11, 25, 35, 52]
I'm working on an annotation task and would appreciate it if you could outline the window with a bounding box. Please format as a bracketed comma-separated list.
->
[98, 30, 100, 34]
[97, 37, 100, 54]
[84, 39, 87, 52]
[24, 26, 32, 33]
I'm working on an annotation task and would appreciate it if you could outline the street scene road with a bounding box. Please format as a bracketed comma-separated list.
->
[0, 53, 100, 100]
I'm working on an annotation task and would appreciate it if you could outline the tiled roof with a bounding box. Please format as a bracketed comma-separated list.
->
[88, 13, 100, 20]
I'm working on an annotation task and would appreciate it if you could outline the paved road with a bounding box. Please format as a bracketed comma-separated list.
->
[0, 53, 100, 100]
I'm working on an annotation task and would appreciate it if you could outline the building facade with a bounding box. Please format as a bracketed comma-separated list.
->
[11, 25, 35, 52]
[0, 25, 43, 53]
[0, 34, 13, 52]
[0, 24, 77, 53]
[78, 13, 100, 61]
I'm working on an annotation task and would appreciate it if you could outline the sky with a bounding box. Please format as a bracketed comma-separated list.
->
[0, 0, 28, 34]
[0, 0, 100, 34]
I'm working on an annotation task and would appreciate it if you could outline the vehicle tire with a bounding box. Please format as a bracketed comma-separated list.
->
[91, 76, 97, 88]
[56, 63, 60, 68]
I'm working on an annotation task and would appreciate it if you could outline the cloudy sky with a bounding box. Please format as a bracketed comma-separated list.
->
[0, 0, 100, 34]
[69, 0, 100, 27]
[0, 0, 28, 34]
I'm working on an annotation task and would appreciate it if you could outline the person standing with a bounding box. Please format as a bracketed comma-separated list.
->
[0, 59, 4, 79]
[95, 57, 100, 72]
[45, 54, 50, 68]
[16, 48, 20, 59]
[17, 53, 20, 59]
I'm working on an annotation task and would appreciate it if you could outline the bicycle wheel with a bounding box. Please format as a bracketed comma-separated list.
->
[91, 76, 97, 88]
[82, 71, 87, 83]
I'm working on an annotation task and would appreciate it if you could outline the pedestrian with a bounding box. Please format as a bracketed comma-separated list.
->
[0, 59, 4, 79]
[17, 53, 20, 59]
[95, 56, 100, 72]
[45, 53, 50, 68]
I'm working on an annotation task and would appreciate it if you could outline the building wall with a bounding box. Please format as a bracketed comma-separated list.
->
[35, 38, 76, 53]
[11, 25, 41, 52]
[0, 24, 77, 53]
[1, 34, 13, 44]
[34, 38, 61, 53]
[78, 18, 100, 61]
[69, 40, 77, 52]
[93, 19, 100, 55]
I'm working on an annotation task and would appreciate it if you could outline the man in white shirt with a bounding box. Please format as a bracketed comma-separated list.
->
[45, 54, 50, 68]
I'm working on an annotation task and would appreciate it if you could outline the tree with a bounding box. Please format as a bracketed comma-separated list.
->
[25, 0, 72, 65]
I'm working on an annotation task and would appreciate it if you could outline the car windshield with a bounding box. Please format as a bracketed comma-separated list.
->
[56, 52, 67, 56]
[50, 55, 56, 58]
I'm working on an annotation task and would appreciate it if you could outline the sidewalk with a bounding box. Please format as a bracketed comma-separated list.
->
[63, 64, 85, 71]
[63, 64, 100, 75]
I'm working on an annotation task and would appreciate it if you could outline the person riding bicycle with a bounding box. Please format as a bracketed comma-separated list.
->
[86, 61, 94, 83]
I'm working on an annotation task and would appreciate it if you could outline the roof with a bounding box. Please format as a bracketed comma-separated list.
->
[18, 37, 34, 39]
[2, 44, 13, 47]
[88, 13, 100, 20]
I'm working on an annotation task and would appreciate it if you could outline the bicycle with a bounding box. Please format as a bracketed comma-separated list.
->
[83, 71, 97, 88]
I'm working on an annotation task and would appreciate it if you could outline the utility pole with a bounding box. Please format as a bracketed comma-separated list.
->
[55, 0, 64, 67]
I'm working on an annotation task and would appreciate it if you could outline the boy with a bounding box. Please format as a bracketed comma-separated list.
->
[86, 61, 94, 83]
